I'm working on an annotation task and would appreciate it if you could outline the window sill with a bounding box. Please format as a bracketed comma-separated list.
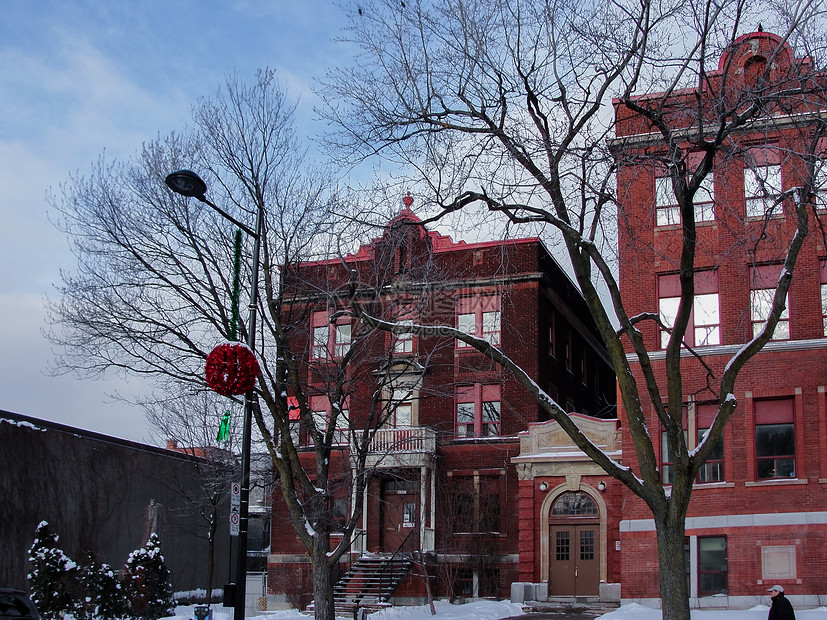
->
[451, 436, 515, 444]
[746, 214, 785, 221]
[692, 482, 735, 489]
[745, 478, 808, 487]
[655, 221, 716, 231]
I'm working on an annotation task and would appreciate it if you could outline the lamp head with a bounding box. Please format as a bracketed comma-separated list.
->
[165, 169, 207, 199]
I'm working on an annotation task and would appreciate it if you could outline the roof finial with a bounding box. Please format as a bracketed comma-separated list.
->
[758, 22, 764, 32]
[402, 191, 414, 210]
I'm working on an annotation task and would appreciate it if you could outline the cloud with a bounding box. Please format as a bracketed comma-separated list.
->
[0, 294, 152, 442]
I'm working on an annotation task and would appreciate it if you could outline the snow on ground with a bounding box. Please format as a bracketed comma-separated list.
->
[599, 603, 827, 619]
[165, 600, 524, 620]
[163, 600, 827, 620]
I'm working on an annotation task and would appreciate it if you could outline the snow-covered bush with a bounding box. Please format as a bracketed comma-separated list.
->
[122, 533, 175, 619]
[73, 552, 129, 619]
[27, 521, 76, 620]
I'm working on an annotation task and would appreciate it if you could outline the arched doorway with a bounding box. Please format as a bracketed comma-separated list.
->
[548, 490, 600, 596]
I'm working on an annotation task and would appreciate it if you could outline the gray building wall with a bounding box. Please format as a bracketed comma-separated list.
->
[0, 410, 231, 595]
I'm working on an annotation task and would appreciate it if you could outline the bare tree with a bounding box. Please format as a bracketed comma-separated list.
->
[144, 394, 238, 606]
[47, 69, 442, 620]
[319, 1, 827, 617]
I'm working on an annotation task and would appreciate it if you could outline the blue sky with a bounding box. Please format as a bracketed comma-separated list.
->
[0, 1, 353, 442]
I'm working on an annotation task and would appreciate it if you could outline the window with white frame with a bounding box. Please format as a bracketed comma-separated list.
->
[311, 311, 351, 359]
[456, 294, 500, 347]
[814, 158, 827, 210]
[658, 271, 720, 349]
[655, 174, 715, 226]
[745, 164, 782, 218]
[456, 384, 501, 438]
[394, 319, 414, 353]
[755, 398, 795, 480]
[388, 387, 413, 427]
[750, 265, 789, 339]
[655, 176, 680, 226]
[308, 395, 349, 445]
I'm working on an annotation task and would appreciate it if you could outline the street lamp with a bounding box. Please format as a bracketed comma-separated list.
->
[166, 169, 262, 620]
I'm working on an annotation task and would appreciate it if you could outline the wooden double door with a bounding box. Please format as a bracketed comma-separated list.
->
[549, 523, 600, 596]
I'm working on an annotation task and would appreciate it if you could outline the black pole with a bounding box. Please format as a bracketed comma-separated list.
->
[164, 170, 264, 620]
[234, 199, 263, 620]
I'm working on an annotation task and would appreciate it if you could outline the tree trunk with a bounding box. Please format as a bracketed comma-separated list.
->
[311, 536, 336, 620]
[655, 506, 691, 620]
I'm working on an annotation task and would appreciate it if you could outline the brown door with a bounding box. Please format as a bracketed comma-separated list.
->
[549, 524, 599, 596]
[380, 480, 419, 552]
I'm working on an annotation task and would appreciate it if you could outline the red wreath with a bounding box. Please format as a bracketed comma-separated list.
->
[205, 342, 261, 396]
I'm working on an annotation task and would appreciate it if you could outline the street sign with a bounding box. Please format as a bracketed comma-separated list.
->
[230, 482, 241, 536]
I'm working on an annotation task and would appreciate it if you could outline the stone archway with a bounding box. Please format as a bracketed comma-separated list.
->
[539, 479, 608, 593]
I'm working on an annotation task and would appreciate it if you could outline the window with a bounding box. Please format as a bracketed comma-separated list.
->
[820, 260, 827, 337]
[658, 271, 720, 349]
[308, 395, 349, 445]
[548, 311, 557, 358]
[402, 502, 416, 528]
[698, 537, 727, 596]
[451, 474, 502, 534]
[696, 404, 724, 484]
[556, 530, 571, 560]
[394, 319, 414, 353]
[755, 398, 795, 479]
[656, 174, 715, 226]
[453, 569, 499, 598]
[814, 158, 827, 210]
[661, 404, 723, 484]
[656, 176, 680, 226]
[311, 311, 351, 359]
[750, 265, 789, 339]
[387, 387, 413, 427]
[331, 497, 349, 530]
[661, 429, 687, 485]
[745, 164, 782, 218]
[551, 491, 598, 516]
[457, 294, 500, 347]
[286, 396, 301, 446]
[456, 384, 501, 438]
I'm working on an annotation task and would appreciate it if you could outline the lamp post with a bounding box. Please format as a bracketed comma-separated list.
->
[166, 169, 262, 620]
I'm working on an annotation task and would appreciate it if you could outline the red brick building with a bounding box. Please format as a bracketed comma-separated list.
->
[612, 30, 827, 609]
[267, 203, 616, 605]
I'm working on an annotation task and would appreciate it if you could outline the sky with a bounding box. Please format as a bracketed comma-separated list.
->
[0, 1, 354, 444]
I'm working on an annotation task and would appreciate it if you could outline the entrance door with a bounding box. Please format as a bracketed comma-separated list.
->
[380, 479, 419, 552]
[549, 524, 600, 596]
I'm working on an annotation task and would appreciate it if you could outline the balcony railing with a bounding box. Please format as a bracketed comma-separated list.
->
[368, 426, 436, 454]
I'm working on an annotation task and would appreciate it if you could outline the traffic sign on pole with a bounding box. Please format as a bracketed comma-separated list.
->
[230, 482, 241, 536]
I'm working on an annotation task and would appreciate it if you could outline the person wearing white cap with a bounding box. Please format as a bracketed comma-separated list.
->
[767, 584, 795, 620]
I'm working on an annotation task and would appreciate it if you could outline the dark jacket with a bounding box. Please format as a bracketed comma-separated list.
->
[768, 592, 795, 620]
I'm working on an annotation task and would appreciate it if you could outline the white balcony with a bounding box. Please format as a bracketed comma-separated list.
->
[362, 426, 436, 469]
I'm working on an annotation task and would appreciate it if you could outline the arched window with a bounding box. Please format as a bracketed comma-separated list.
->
[744, 55, 768, 87]
[551, 491, 598, 516]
